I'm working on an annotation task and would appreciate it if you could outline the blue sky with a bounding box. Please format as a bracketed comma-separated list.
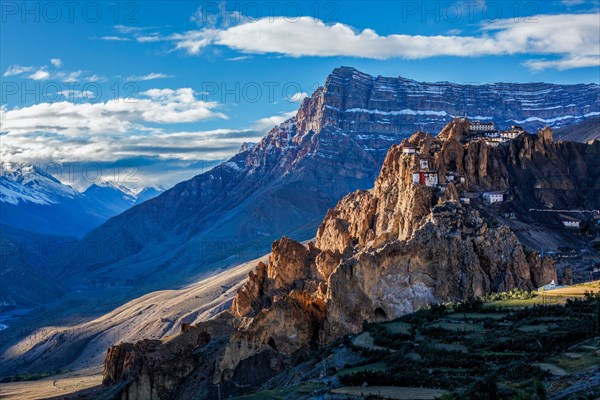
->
[1, 0, 599, 188]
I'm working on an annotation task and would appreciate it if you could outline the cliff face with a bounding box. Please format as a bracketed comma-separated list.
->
[298, 67, 599, 136]
[229, 122, 561, 343]
[72, 67, 599, 297]
[102, 119, 600, 399]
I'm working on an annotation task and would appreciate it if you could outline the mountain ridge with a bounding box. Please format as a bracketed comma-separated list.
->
[68, 66, 599, 295]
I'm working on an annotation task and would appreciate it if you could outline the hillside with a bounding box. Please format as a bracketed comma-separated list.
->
[97, 119, 600, 399]
[0, 254, 266, 377]
[0, 225, 78, 309]
[234, 290, 600, 400]
[555, 116, 600, 143]
[3, 283, 598, 400]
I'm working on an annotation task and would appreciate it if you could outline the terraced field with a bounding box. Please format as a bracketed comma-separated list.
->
[334, 284, 600, 399]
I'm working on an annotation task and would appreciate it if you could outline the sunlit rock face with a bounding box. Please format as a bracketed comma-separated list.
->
[98, 115, 600, 400]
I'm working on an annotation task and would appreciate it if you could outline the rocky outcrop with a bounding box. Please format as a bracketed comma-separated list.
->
[219, 120, 599, 370]
[102, 316, 237, 400]
[102, 327, 211, 399]
[538, 127, 554, 143]
[99, 118, 600, 400]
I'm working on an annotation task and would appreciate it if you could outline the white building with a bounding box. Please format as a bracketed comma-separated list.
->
[419, 159, 429, 170]
[402, 146, 419, 155]
[412, 172, 420, 184]
[470, 121, 495, 132]
[425, 173, 438, 187]
[412, 171, 438, 187]
[561, 216, 581, 228]
[538, 280, 557, 291]
[483, 192, 504, 204]
[501, 130, 521, 140]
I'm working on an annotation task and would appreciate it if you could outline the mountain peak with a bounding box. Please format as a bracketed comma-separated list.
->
[0, 162, 78, 205]
[92, 181, 140, 197]
[1, 162, 62, 185]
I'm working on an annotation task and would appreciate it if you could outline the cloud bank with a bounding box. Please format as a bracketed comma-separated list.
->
[119, 13, 599, 70]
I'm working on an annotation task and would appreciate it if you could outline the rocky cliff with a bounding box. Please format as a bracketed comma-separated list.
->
[71, 67, 599, 300]
[101, 120, 600, 399]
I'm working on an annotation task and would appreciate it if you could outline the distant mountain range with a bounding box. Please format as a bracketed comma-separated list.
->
[0, 163, 163, 237]
[67, 67, 599, 301]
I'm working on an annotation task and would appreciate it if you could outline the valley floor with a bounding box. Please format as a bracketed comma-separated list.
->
[0, 367, 102, 400]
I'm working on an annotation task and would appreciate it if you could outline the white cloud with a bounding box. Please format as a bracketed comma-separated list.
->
[3, 65, 34, 76]
[127, 72, 173, 81]
[99, 36, 131, 41]
[190, 2, 243, 29]
[216, 14, 599, 65]
[86, 74, 106, 83]
[227, 56, 251, 61]
[126, 13, 599, 71]
[523, 55, 600, 71]
[252, 110, 296, 131]
[114, 25, 156, 34]
[1, 92, 299, 186]
[136, 35, 163, 43]
[288, 92, 308, 102]
[0, 88, 227, 139]
[4, 62, 104, 83]
[60, 70, 83, 83]
[29, 69, 50, 80]
[58, 89, 98, 100]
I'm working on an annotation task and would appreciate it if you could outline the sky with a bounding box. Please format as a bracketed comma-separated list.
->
[1, 0, 599, 189]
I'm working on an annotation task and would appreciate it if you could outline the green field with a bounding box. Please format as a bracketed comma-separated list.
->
[336, 287, 600, 400]
[446, 312, 506, 320]
[337, 361, 387, 377]
[383, 321, 412, 334]
[429, 321, 484, 332]
[230, 382, 326, 400]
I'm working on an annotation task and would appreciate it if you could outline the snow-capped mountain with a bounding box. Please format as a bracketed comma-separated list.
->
[0, 163, 163, 237]
[0, 163, 79, 205]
